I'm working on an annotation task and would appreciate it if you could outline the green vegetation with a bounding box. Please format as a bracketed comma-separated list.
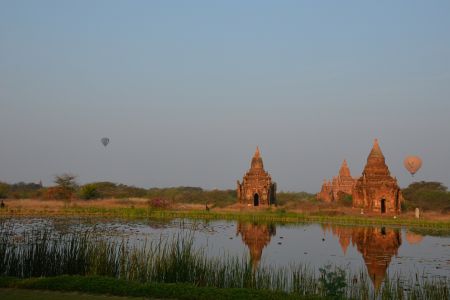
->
[85, 182, 148, 198]
[0, 182, 42, 199]
[0, 276, 312, 300]
[275, 192, 315, 206]
[0, 228, 448, 299]
[78, 184, 101, 200]
[318, 265, 346, 299]
[147, 187, 236, 208]
[0, 287, 150, 300]
[38, 174, 79, 200]
[53, 208, 449, 228]
[2, 179, 450, 214]
[403, 181, 450, 213]
[337, 194, 353, 207]
[54, 174, 78, 192]
[0, 180, 312, 208]
[0, 181, 237, 206]
[0, 183, 9, 199]
[2, 206, 449, 228]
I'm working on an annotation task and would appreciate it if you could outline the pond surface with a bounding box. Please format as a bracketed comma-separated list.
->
[2, 217, 449, 289]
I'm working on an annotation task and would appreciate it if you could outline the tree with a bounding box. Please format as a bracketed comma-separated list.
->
[402, 181, 450, 212]
[53, 173, 78, 200]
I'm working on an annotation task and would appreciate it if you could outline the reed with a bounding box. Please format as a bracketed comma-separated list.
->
[0, 227, 448, 299]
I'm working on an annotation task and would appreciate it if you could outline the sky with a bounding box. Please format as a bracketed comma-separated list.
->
[1, 1, 449, 192]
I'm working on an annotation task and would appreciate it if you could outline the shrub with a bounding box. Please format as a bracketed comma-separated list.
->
[337, 193, 352, 207]
[78, 184, 100, 200]
[0, 182, 9, 199]
[276, 192, 315, 206]
[87, 182, 147, 198]
[8, 182, 43, 199]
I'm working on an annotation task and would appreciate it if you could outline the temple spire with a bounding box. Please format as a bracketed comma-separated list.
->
[368, 138, 384, 159]
[254, 146, 260, 158]
[339, 159, 351, 177]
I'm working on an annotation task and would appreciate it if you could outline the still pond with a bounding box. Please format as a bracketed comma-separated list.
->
[2, 217, 449, 289]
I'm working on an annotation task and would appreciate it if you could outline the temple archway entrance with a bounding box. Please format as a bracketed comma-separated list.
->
[381, 199, 386, 214]
[253, 193, 259, 206]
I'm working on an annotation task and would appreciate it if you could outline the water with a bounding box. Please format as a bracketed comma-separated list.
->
[2, 217, 449, 289]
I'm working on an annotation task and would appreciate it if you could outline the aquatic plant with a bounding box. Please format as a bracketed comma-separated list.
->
[318, 264, 346, 299]
[0, 227, 448, 299]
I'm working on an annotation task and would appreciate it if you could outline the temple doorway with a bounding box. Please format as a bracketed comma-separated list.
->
[254, 193, 259, 206]
[381, 199, 386, 214]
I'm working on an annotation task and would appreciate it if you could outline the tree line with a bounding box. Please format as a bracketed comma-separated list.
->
[0, 176, 448, 212]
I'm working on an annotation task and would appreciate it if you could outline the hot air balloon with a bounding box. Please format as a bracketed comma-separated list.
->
[404, 156, 422, 176]
[101, 137, 110, 147]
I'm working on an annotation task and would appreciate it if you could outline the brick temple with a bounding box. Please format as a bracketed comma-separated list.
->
[237, 147, 276, 206]
[317, 159, 356, 202]
[353, 139, 403, 214]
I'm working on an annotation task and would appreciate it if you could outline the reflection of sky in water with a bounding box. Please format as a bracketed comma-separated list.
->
[2, 218, 449, 284]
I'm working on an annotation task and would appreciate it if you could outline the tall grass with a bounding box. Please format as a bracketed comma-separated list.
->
[0, 227, 448, 299]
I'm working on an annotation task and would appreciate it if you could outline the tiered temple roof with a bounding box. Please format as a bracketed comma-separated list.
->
[237, 147, 276, 206]
[353, 139, 403, 214]
[317, 159, 356, 202]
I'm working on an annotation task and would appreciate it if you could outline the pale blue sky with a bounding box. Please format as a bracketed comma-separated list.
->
[1, 1, 449, 192]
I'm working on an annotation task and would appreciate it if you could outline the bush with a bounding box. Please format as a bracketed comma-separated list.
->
[337, 193, 352, 207]
[78, 184, 100, 200]
[88, 182, 147, 198]
[146, 187, 236, 208]
[8, 182, 43, 199]
[276, 192, 315, 206]
[0, 182, 9, 199]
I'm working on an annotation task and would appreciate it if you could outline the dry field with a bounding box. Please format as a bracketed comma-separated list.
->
[1, 198, 449, 222]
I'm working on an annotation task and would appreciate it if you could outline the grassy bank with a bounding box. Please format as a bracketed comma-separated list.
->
[0, 228, 448, 299]
[0, 276, 313, 300]
[0, 286, 156, 300]
[1, 205, 449, 229]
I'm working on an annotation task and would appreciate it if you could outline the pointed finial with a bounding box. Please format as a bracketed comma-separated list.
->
[373, 138, 381, 150]
[367, 138, 385, 159]
[254, 146, 260, 157]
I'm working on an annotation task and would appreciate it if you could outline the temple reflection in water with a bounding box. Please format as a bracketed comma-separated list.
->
[236, 222, 424, 289]
[323, 225, 407, 289]
[237, 222, 276, 268]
